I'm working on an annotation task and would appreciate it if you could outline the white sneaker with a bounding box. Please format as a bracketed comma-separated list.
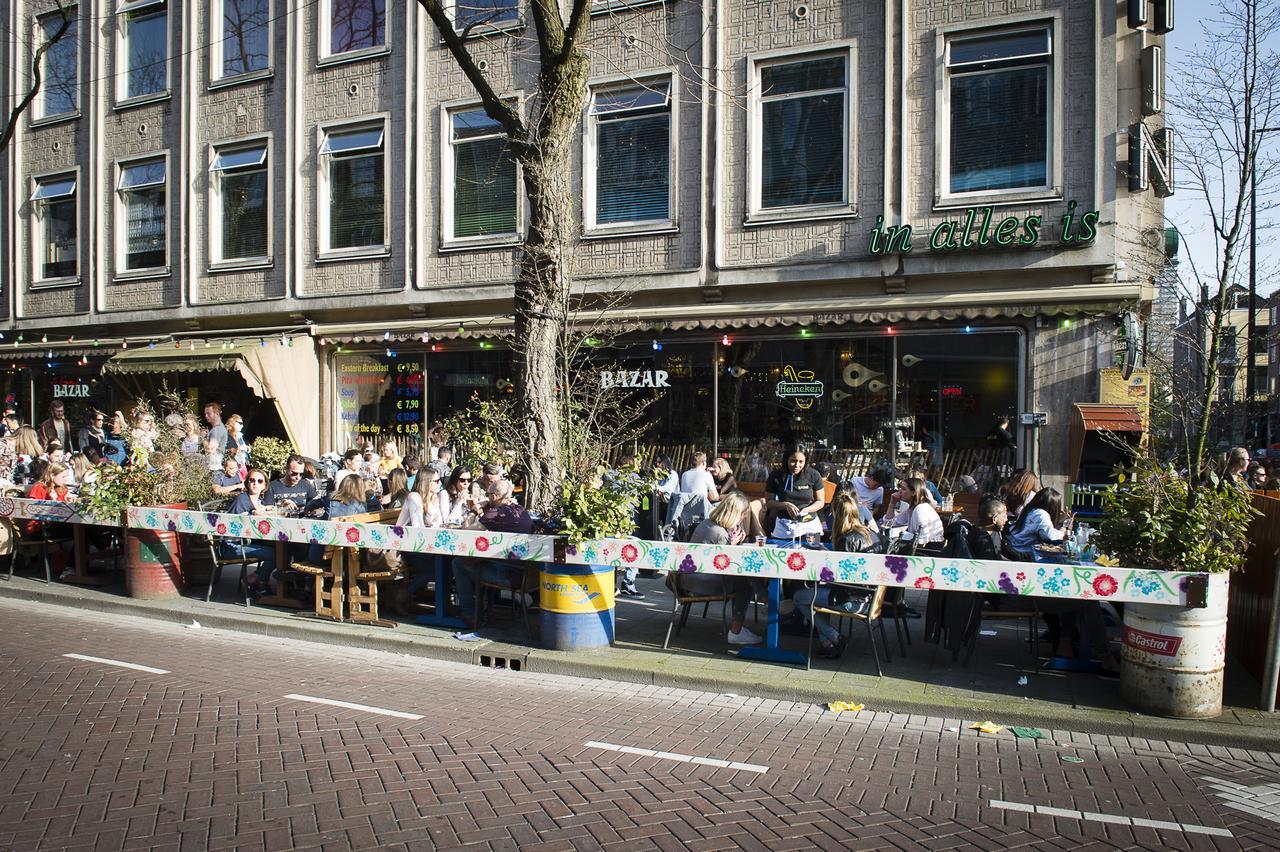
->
[728, 626, 763, 645]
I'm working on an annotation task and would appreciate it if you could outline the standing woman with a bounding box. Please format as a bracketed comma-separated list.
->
[131, 410, 158, 454]
[12, 426, 42, 484]
[225, 415, 250, 456]
[181, 414, 204, 456]
[229, 467, 277, 598]
[103, 412, 129, 465]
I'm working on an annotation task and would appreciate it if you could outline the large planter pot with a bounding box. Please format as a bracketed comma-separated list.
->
[1120, 573, 1230, 719]
[540, 564, 615, 650]
[124, 502, 188, 600]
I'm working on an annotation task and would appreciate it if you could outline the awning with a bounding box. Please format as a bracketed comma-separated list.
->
[103, 338, 321, 457]
[1069, 403, 1144, 483]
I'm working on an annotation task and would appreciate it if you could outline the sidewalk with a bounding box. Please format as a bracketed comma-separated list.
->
[1, 568, 1276, 749]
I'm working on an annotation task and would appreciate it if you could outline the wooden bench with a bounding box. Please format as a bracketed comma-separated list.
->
[338, 509, 402, 628]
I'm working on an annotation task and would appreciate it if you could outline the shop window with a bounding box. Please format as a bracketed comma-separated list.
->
[451, 0, 518, 32]
[446, 106, 518, 242]
[326, 0, 385, 57]
[586, 78, 673, 229]
[116, 158, 167, 272]
[210, 142, 269, 262]
[319, 123, 385, 252]
[752, 51, 848, 211]
[31, 175, 77, 281]
[38, 11, 77, 119]
[945, 26, 1051, 194]
[216, 0, 269, 80]
[334, 351, 430, 456]
[117, 0, 168, 102]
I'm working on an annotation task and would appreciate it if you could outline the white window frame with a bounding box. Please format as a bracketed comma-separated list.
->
[440, 99, 523, 249]
[115, 0, 171, 107]
[210, 0, 273, 87]
[744, 43, 857, 225]
[934, 15, 1064, 210]
[316, 117, 390, 259]
[319, 0, 389, 65]
[209, 136, 272, 268]
[589, 0, 668, 16]
[445, 0, 522, 36]
[582, 71, 677, 236]
[33, 8, 79, 124]
[113, 153, 170, 278]
[29, 169, 80, 287]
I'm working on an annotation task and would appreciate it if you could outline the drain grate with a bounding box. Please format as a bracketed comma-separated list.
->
[477, 653, 524, 671]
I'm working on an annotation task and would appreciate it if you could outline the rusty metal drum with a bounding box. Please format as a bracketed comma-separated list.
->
[1120, 574, 1229, 719]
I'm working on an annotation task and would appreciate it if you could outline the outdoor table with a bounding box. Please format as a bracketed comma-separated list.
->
[734, 538, 826, 667]
[414, 554, 466, 630]
[62, 521, 110, 586]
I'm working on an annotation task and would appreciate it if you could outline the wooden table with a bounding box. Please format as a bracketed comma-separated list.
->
[60, 523, 112, 586]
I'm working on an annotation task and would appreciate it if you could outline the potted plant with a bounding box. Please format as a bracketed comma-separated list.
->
[248, 436, 295, 480]
[1094, 455, 1255, 718]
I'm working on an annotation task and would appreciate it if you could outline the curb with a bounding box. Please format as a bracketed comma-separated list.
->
[2, 580, 1276, 750]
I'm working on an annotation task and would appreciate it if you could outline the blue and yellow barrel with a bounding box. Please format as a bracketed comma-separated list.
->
[539, 564, 615, 650]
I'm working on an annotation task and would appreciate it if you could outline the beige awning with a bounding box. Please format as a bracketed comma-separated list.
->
[103, 338, 321, 457]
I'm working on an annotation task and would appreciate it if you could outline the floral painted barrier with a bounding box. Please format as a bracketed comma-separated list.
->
[0, 499, 1209, 608]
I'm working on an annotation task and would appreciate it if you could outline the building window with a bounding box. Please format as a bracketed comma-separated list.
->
[452, 0, 519, 31]
[118, 0, 168, 101]
[117, 159, 167, 271]
[752, 52, 847, 211]
[945, 27, 1051, 195]
[217, 0, 269, 79]
[211, 143, 269, 261]
[320, 125, 385, 251]
[587, 79, 672, 228]
[38, 12, 78, 119]
[328, 0, 384, 56]
[448, 106, 517, 240]
[31, 175, 77, 280]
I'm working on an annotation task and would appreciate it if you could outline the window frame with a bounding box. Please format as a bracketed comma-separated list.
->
[114, 0, 171, 108]
[445, 0, 523, 37]
[318, 0, 390, 65]
[208, 135, 273, 269]
[33, 8, 79, 124]
[113, 153, 171, 279]
[210, 0, 273, 88]
[582, 71, 678, 236]
[744, 43, 857, 225]
[29, 168, 80, 288]
[439, 98, 524, 249]
[934, 15, 1064, 210]
[316, 116, 390, 260]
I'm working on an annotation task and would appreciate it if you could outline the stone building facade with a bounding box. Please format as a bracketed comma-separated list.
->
[1, 0, 1170, 483]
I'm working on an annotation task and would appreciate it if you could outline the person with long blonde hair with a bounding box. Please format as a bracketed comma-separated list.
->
[794, 491, 879, 658]
[683, 492, 763, 646]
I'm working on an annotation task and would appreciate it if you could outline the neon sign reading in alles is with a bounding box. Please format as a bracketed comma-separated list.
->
[868, 201, 1100, 256]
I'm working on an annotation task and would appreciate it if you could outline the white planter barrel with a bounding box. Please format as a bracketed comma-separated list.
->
[1120, 573, 1229, 719]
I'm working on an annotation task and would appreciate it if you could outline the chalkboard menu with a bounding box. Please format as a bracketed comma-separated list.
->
[334, 353, 425, 454]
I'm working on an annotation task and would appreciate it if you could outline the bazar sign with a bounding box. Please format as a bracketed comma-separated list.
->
[868, 201, 1100, 256]
[600, 370, 669, 389]
[52, 381, 91, 398]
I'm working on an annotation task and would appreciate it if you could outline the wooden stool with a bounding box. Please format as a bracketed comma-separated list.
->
[293, 546, 345, 621]
[344, 549, 398, 628]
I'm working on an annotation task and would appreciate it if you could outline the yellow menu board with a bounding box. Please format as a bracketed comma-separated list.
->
[1099, 368, 1150, 430]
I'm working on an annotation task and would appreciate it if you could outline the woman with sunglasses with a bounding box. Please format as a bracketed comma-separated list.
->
[229, 467, 277, 598]
[441, 466, 478, 526]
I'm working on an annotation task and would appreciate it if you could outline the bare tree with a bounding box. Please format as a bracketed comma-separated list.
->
[0, 1, 74, 152]
[1174, 0, 1280, 480]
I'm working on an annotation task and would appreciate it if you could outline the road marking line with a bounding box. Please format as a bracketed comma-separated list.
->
[584, 740, 767, 774]
[989, 800, 1232, 837]
[283, 694, 423, 720]
[62, 653, 169, 674]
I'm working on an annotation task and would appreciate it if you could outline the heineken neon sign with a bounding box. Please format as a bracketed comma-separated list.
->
[868, 201, 1100, 256]
[776, 365, 824, 410]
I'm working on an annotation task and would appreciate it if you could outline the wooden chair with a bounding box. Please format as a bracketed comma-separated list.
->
[9, 520, 71, 584]
[291, 546, 346, 622]
[662, 572, 732, 650]
[806, 584, 891, 675]
[204, 535, 260, 605]
[951, 492, 981, 521]
[476, 560, 540, 639]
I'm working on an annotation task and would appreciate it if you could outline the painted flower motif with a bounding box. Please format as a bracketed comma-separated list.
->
[820, 567, 835, 583]
[1042, 567, 1068, 595]
[1015, 572, 1026, 581]
[434, 530, 456, 550]
[648, 547, 670, 567]
[740, 551, 765, 574]
[621, 544, 639, 563]
[678, 554, 697, 573]
[345, 527, 361, 543]
[215, 523, 227, 535]
[475, 537, 490, 553]
[146, 511, 158, 527]
[885, 556, 909, 582]
[1092, 573, 1118, 597]
[713, 553, 731, 571]
[277, 531, 289, 542]
[257, 520, 271, 535]
[392, 526, 405, 538]
[997, 572, 1019, 595]
[913, 577, 934, 590]
[940, 565, 960, 583]
[310, 524, 328, 541]
[166, 521, 178, 532]
[509, 542, 529, 559]
[181, 516, 194, 531]
[976, 579, 988, 590]
[786, 552, 807, 572]
[206, 513, 219, 525]
[1133, 572, 1162, 595]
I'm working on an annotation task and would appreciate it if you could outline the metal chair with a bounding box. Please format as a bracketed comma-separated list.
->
[806, 584, 891, 676]
[662, 572, 732, 649]
[477, 560, 540, 639]
[9, 520, 70, 584]
[204, 535, 260, 606]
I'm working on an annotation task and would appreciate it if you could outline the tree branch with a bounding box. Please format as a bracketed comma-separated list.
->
[0, 3, 72, 153]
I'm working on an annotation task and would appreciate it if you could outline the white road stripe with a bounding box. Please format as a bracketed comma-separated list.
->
[989, 799, 1233, 838]
[585, 740, 768, 774]
[284, 693, 424, 720]
[62, 653, 170, 675]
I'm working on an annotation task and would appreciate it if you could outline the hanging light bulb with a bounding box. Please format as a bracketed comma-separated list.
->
[92, 338, 98, 346]
[457, 323, 466, 335]
[174, 341, 182, 349]
[122, 340, 128, 349]
[189, 342, 196, 351]
[386, 348, 396, 358]
[259, 338, 266, 347]
[281, 333, 288, 347]
[721, 334, 730, 346]
[420, 331, 429, 344]
[40, 334, 47, 344]
[148, 341, 156, 349]
[204, 340, 210, 348]
[383, 331, 391, 341]
[651, 340, 662, 351]
[318, 337, 327, 347]
[66, 336, 74, 343]
[47, 350, 53, 358]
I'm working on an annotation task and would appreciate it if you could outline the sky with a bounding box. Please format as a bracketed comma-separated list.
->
[1164, 0, 1278, 297]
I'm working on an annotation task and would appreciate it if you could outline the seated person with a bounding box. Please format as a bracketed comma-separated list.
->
[886, 477, 944, 546]
[1005, 487, 1070, 558]
[211, 456, 245, 497]
[683, 493, 762, 646]
[229, 468, 277, 598]
[24, 464, 78, 576]
[452, 480, 533, 625]
[967, 495, 1008, 561]
[794, 492, 879, 658]
[268, 454, 320, 516]
[327, 473, 369, 520]
[381, 468, 409, 510]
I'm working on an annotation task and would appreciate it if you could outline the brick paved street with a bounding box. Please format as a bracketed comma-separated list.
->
[1, 598, 1279, 851]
